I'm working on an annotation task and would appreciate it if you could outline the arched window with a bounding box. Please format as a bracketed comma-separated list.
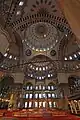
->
[35, 102, 38, 107]
[48, 82, 56, 91]
[52, 93, 56, 98]
[35, 93, 38, 98]
[25, 102, 28, 108]
[35, 86, 38, 90]
[29, 93, 33, 99]
[26, 94, 28, 99]
[26, 82, 33, 90]
[29, 101, 32, 108]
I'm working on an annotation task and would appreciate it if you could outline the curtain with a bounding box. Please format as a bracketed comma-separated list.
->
[59, 0, 80, 44]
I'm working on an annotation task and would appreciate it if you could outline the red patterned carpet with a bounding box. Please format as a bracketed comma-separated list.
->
[0, 109, 80, 120]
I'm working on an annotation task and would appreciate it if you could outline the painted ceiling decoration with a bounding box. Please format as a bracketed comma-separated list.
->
[31, 0, 57, 13]
[25, 49, 32, 56]
[0, 0, 80, 77]
[25, 55, 57, 80]
[50, 50, 56, 56]
[23, 22, 62, 52]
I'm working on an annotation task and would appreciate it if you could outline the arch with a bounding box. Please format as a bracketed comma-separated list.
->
[0, 76, 14, 97]
[12, 13, 71, 35]
[48, 82, 57, 91]
[25, 55, 57, 80]
[30, 54, 53, 61]
[69, 75, 80, 79]
[68, 75, 80, 85]
[48, 82, 55, 86]
[26, 82, 33, 86]
[0, 75, 14, 86]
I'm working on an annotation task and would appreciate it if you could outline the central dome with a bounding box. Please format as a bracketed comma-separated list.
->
[25, 22, 61, 51]
[35, 23, 48, 37]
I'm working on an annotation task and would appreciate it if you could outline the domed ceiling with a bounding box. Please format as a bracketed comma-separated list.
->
[25, 55, 57, 80]
[23, 22, 61, 51]
[0, 0, 80, 76]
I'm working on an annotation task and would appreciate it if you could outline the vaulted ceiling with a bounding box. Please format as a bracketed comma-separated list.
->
[0, 0, 80, 79]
